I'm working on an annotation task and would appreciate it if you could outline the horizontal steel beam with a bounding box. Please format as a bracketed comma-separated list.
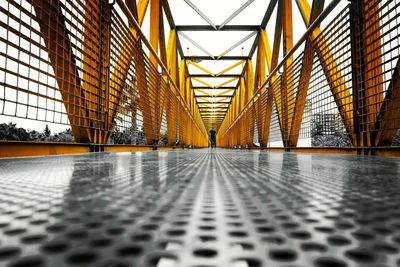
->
[190, 74, 241, 78]
[185, 56, 248, 61]
[198, 106, 229, 109]
[197, 102, 231, 104]
[176, 25, 260, 31]
[193, 86, 237, 90]
[194, 95, 234, 98]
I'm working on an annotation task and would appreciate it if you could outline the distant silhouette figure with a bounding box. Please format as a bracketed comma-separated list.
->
[209, 127, 216, 148]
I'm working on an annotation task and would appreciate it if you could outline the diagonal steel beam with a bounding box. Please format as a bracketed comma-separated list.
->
[178, 31, 215, 58]
[217, 31, 257, 59]
[219, 0, 255, 29]
[184, 0, 217, 29]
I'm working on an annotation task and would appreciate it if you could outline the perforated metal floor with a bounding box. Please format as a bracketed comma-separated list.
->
[1, 150, 400, 267]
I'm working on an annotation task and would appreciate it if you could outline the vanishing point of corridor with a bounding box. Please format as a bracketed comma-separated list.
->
[1, 150, 400, 267]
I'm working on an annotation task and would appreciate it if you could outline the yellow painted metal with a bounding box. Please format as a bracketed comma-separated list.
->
[192, 77, 214, 88]
[188, 61, 215, 76]
[374, 59, 400, 146]
[0, 141, 90, 158]
[149, 0, 160, 67]
[259, 30, 276, 146]
[29, 0, 112, 144]
[215, 78, 239, 89]
[216, 61, 245, 76]
[282, 0, 294, 146]
[166, 29, 179, 145]
[363, 0, 384, 146]
[137, 0, 150, 26]
[289, 0, 324, 147]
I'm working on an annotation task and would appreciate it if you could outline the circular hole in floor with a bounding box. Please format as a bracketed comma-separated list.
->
[85, 222, 103, 229]
[327, 235, 351, 246]
[97, 259, 130, 267]
[314, 256, 348, 267]
[269, 248, 297, 262]
[4, 228, 26, 236]
[352, 230, 375, 241]
[0, 247, 21, 260]
[90, 237, 113, 247]
[166, 230, 186, 237]
[41, 240, 70, 254]
[172, 221, 189, 226]
[30, 219, 48, 225]
[107, 227, 125, 235]
[314, 226, 335, 234]
[131, 233, 153, 242]
[65, 229, 88, 239]
[141, 224, 159, 231]
[198, 235, 217, 242]
[116, 244, 143, 257]
[257, 226, 275, 233]
[193, 249, 218, 258]
[199, 226, 216, 231]
[229, 231, 248, 238]
[373, 242, 399, 254]
[345, 248, 376, 263]
[21, 234, 47, 244]
[289, 230, 311, 240]
[66, 250, 98, 265]
[46, 223, 67, 233]
[301, 242, 327, 253]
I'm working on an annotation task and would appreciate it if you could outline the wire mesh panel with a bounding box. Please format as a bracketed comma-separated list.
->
[0, 0, 208, 146]
[352, 0, 400, 147]
[218, 4, 361, 149]
[0, 1, 72, 125]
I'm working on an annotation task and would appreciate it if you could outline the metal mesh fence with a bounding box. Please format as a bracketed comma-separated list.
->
[0, 0, 207, 146]
[218, 2, 400, 149]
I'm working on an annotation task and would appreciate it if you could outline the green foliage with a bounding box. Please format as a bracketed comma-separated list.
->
[0, 122, 74, 142]
[312, 134, 351, 147]
[311, 113, 351, 147]
[110, 127, 145, 145]
[44, 124, 51, 137]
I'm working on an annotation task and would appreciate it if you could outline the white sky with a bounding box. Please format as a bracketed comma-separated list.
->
[0, 0, 349, 132]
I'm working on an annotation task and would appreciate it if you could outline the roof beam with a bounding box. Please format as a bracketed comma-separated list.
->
[219, 0, 255, 29]
[193, 86, 237, 90]
[194, 95, 234, 98]
[198, 106, 229, 109]
[179, 31, 214, 58]
[176, 25, 260, 31]
[217, 31, 257, 59]
[185, 56, 248, 61]
[183, 0, 217, 29]
[190, 74, 241, 78]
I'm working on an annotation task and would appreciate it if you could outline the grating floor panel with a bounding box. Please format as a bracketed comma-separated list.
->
[0, 149, 400, 267]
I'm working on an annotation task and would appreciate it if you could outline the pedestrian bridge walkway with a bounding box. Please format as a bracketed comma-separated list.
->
[1, 150, 400, 267]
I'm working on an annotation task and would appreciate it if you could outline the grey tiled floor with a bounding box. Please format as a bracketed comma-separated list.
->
[0, 149, 400, 267]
